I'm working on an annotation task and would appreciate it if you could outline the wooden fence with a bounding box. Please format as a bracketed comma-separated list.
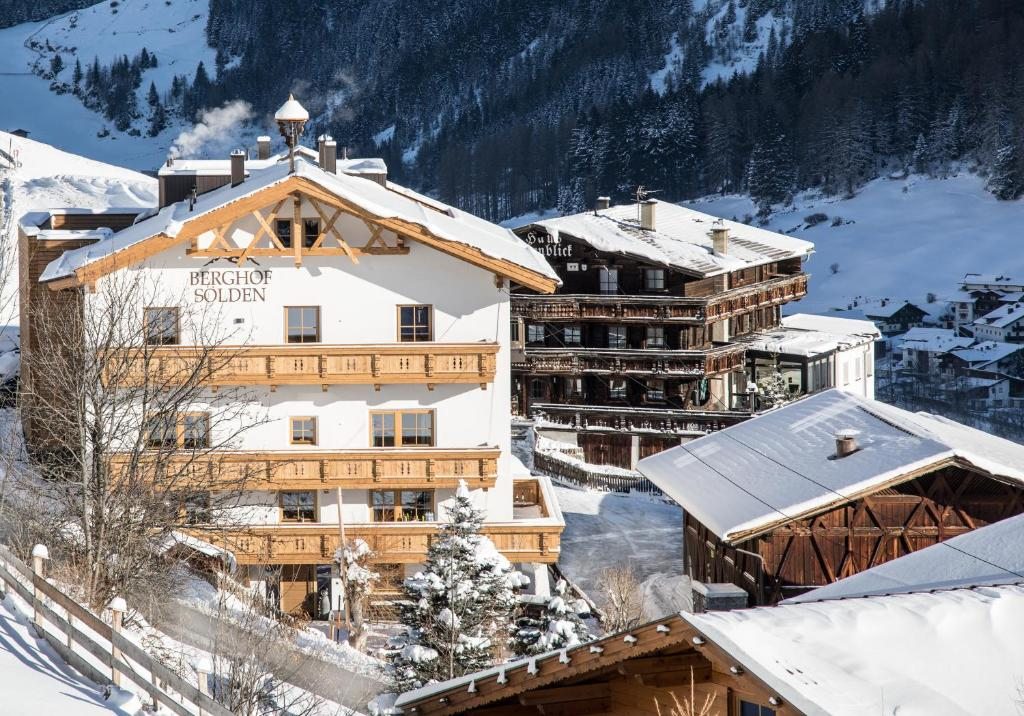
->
[533, 451, 663, 495]
[0, 543, 232, 716]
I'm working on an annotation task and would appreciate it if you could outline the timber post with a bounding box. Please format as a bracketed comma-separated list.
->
[109, 596, 127, 688]
[194, 655, 213, 716]
[31, 543, 49, 632]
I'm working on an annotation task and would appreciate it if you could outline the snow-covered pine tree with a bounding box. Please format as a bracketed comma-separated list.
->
[389, 480, 523, 691]
[989, 141, 1021, 200]
[511, 579, 591, 657]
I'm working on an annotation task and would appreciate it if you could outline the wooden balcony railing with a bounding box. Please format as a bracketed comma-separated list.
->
[529, 403, 751, 436]
[107, 342, 499, 389]
[187, 521, 562, 565]
[112, 447, 500, 490]
[511, 274, 807, 325]
[513, 343, 745, 377]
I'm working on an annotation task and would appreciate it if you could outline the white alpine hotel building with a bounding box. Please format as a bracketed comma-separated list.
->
[19, 97, 564, 615]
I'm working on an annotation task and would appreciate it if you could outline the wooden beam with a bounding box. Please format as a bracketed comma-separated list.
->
[634, 665, 712, 688]
[519, 683, 610, 706]
[238, 199, 287, 265]
[536, 698, 610, 716]
[292, 194, 302, 267]
[616, 653, 710, 676]
[309, 197, 358, 263]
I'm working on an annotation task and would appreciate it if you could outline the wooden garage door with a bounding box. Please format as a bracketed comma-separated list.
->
[280, 565, 316, 616]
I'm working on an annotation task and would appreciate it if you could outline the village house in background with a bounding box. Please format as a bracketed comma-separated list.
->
[508, 199, 817, 469]
[636, 389, 1024, 605]
[17, 97, 565, 617]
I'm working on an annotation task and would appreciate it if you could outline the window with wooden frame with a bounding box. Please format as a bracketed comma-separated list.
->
[370, 410, 434, 447]
[599, 266, 619, 294]
[736, 699, 776, 716]
[562, 325, 582, 345]
[643, 267, 666, 291]
[607, 325, 627, 349]
[529, 379, 546, 400]
[290, 416, 317, 445]
[371, 489, 434, 522]
[144, 413, 177, 449]
[645, 378, 666, 401]
[280, 491, 316, 523]
[285, 306, 320, 343]
[608, 378, 628, 400]
[275, 219, 292, 248]
[302, 218, 320, 249]
[526, 324, 545, 345]
[397, 305, 433, 342]
[144, 307, 180, 345]
[646, 325, 666, 349]
[182, 412, 211, 450]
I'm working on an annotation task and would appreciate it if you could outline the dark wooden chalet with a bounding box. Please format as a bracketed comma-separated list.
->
[511, 199, 813, 467]
[637, 389, 1024, 605]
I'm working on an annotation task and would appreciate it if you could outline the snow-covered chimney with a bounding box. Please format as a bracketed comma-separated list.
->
[230, 149, 245, 188]
[640, 200, 656, 231]
[712, 223, 729, 256]
[324, 138, 337, 174]
[317, 135, 328, 167]
[596, 196, 611, 211]
[256, 135, 271, 160]
[834, 429, 859, 459]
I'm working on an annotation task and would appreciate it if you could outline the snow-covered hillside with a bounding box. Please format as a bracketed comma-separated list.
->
[0, 0, 215, 168]
[687, 172, 1024, 316]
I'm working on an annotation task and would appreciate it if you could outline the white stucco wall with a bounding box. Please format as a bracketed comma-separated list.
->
[835, 341, 875, 400]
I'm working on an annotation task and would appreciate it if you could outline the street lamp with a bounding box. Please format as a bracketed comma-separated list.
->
[275, 93, 309, 173]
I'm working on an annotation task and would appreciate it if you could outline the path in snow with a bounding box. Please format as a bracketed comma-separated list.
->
[0, 593, 135, 715]
[553, 483, 684, 598]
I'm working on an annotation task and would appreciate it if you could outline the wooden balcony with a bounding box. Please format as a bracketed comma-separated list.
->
[529, 403, 752, 437]
[109, 342, 499, 389]
[513, 343, 745, 377]
[511, 274, 807, 325]
[113, 447, 500, 490]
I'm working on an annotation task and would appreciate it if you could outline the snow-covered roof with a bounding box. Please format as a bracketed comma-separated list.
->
[974, 302, 1024, 328]
[684, 584, 1024, 716]
[898, 327, 973, 353]
[39, 156, 558, 287]
[949, 340, 1024, 366]
[740, 313, 878, 357]
[862, 299, 924, 319]
[635, 389, 1024, 543]
[525, 200, 813, 278]
[961, 273, 1024, 289]
[785, 514, 1024, 604]
[781, 312, 881, 339]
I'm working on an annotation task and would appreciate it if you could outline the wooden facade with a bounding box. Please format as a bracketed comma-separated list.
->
[686, 460, 1024, 605]
[396, 613, 798, 716]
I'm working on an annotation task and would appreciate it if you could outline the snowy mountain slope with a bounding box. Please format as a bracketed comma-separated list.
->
[686, 172, 1024, 315]
[0, 0, 215, 168]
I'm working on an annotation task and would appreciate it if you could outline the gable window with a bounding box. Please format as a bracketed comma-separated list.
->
[599, 267, 619, 294]
[303, 218, 320, 249]
[280, 491, 316, 523]
[275, 219, 292, 249]
[144, 307, 179, 345]
[182, 413, 211, 450]
[646, 326, 666, 349]
[527, 324, 545, 345]
[643, 268, 666, 291]
[285, 307, 320, 343]
[607, 326, 627, 349]
[563, 325, 582, 345]
[371, 410, 434, 447]
[398, 305, 433, 342]
[290, 417, 317, 445]
[145, 413, 177, 449]
[371, 490, 434, 522]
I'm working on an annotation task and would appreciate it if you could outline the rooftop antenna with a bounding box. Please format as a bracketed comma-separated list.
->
[634, 185, 661, 223]
[274, 94, 310, 174]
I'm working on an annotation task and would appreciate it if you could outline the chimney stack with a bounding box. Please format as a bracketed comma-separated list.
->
[324, 137, 337, 174]
[317, 135, 328, 167]
[596, 196, 611, 211]
[712, 223, 729, 256]
[640, 199, 656, 231]
[834, 429, 859, 459]
[230, 149, 245, 188]
[256, 135, 271, 160]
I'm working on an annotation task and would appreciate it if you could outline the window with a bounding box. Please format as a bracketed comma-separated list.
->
[303, 218, 320, 249]
[599, 267, 619, 294]
[275, 219, 292, 248]
[285, 306, 320, 343]
[182, 492, 210, 525]
[280, 491, 316, 522]
[371, 410, 434, 447]
[564, 377, 583, 397]
[738, 701, 776, 716]
[145, 413, 176, 449]
[398, 305, 433, 342]
[510, 320, 521, 343]
[607, 326, 627, 349]
[530, 379, 546, 400]
[563, 325, 582, 345]
[643, 268, 665, 291]
[527, 324, 545, 344]
[609, 378, 627, 399]
[182, 413, 210, 450]
[646, 379, 665, 401]
[371, 490, 434, 522]
[646, 326, 665, 348]
[290, 417, 317, 445]
[144, 307, 179, 345]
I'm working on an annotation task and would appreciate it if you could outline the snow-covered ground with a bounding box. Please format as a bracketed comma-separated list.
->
[688, 172, 1024, 315]
[0, 0, 216, 168]
[0, 592, 140, 715]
